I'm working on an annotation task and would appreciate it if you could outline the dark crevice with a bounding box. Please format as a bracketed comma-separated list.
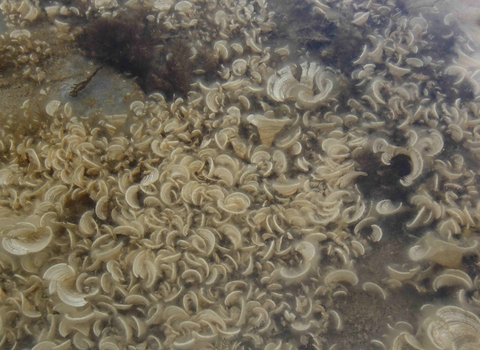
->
[355, 152, 412, 203]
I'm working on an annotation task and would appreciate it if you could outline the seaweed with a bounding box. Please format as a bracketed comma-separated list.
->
[0, 50, 14, 72]
[70, 66, 102, 97]
[195, 47, 222, 82]
[75, 9, 213, 99]
[76, 10, 154, 78]
[145, 39, 193, 99]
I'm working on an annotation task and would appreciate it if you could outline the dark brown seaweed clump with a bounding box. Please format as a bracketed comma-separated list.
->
[0, 50, 14, 72]
[77, 11, 153, 75]
[75, 10, 218, 99]
[145, 39, 193, 97]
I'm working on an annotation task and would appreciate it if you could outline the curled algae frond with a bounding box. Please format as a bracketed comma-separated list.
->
[2, 0, 480, 349]
[1, 216, 54, 255]
[43, 263, 89, 307]
[422, 306, 480, 350]
[247, 114, 291, 147]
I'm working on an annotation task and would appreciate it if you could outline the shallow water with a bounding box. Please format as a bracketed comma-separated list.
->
[1, 1, 480, 349]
